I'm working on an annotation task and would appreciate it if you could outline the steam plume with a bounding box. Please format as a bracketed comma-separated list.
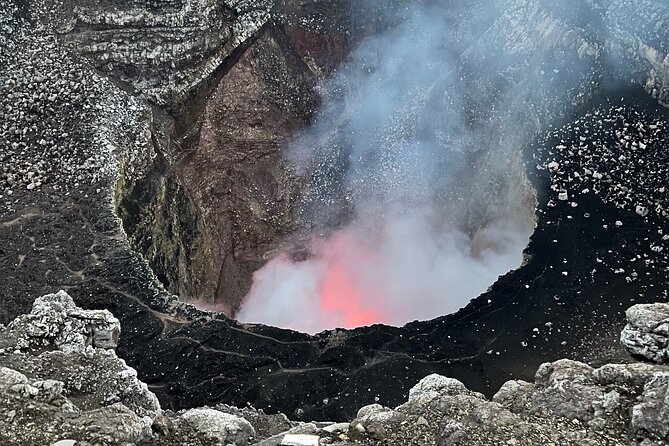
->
[238, 1, 554, 333]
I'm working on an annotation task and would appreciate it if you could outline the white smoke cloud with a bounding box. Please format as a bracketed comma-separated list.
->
[238, 2, 544, 333]
[238, 210, 528, 333]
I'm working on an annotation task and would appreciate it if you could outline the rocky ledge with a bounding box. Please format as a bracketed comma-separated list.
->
[1, 291, 669, 446]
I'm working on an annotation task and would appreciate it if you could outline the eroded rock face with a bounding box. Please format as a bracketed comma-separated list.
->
[97, 0, 355, 310]
[49, 0, 273, 107]
[169, 27, 322, 312]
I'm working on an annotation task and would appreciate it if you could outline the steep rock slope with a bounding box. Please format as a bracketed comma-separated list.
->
[53, 0, 360, 309]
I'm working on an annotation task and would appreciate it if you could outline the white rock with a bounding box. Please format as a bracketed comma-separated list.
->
[281, 434, 320, 446]
[356, 403, 384, 419]
[0, 367, 29, 391]
[13, 290, 121, 353]
[51, 441, 77, 446]
[179, 408, 255, 445]
[321, 422, 349, 434]
[408, 374, 473, 403]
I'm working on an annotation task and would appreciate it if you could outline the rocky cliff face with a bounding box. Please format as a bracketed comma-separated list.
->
[103, 0, 669, 314]
[61, 0, 359, 310]
[23, 0, 667, 317]
[2, 292, 669, 445]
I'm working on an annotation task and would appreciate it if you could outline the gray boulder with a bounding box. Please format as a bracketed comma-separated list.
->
[6, 290, 120, 354]
[621, 303, 669, 363]
[0, 365, 153, 445]
[5, 291, 669, 445]
[0, 292, 160, 445]
[346, 359, 669, 445]
[631, 372, 669, 440]
[1, 349, 161, 418]
[177, 407, 256, 446]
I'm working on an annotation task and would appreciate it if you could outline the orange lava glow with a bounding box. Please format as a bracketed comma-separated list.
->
[316, 232, 386, 328]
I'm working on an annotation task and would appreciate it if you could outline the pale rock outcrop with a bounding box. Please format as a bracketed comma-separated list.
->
[344, 358, 669, 445]
[631, 372, 669, 440]
[0, 291, 158, 445]
[5, 290, 120, 354]
[0, 364, 154, 445]
[3, 291, 669, 445]
[593, 363, 665, 388]
[408, 374, 481, 403]
[1, 348, 161, 418]
[621, 303, 669, 363]
[177, 407, 256, 446]
[0, 291, 298, 445]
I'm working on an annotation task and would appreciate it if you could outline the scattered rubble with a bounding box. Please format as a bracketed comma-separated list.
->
[534, 101, 669, 289]
[0, 23, 145, 202]
[537, 105, 669, 224]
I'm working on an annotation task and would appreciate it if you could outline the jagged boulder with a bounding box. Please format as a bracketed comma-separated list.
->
[177, 407, 256, 446]
[4, 290, 120, 354]
[343, 359, 669, 446]
[5, 291, 669, 445]
[1, 348, 161, 418]
[621, 303, 669, 363]
[348, 403, 406, 440]
[0, 364, 154, 445]
[0, 292, 304, 445]
[0, 291, 158, 445]
[631, 372, 669, 441]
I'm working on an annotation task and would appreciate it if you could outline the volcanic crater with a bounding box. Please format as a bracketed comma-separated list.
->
[1, 0, 669, 424]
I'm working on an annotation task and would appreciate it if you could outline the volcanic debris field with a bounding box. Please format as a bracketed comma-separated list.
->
[1, 0, 669, 439]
